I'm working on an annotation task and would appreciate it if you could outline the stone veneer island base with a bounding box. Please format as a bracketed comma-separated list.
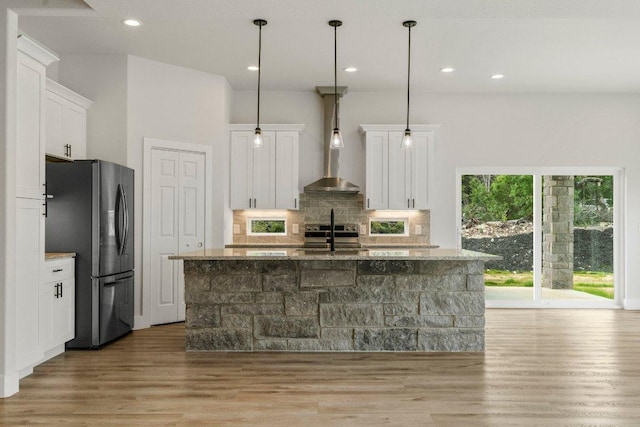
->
[172, 249, 499, 352]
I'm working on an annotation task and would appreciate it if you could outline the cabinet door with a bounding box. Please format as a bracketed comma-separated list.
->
[45, 90, 66, 158]
[40, 258, 75, 351]
[17, 52, 46, 199]
[251, 131, 276, 209]
[365, 132, 389, 210]
[275, 131, 299, 209]
[410, 132, 431, 209]
[64, 103, 87, 160]
[388, 131, 413, 210]
[230, 131, 252, 209]
[57, 277, 76, 343]
[16, 198, 44, 368]
[39, 280, 55, 352]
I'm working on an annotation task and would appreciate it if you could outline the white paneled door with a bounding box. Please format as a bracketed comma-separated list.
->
[150, 149, 205, 325]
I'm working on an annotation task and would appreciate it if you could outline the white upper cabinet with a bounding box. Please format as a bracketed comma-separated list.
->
[17, 35, 58, 200]
[45, 79, 92, 161]
[360, 125, 438, 210]
[229, 125, 304, 210]
[275, 131, 300, 210]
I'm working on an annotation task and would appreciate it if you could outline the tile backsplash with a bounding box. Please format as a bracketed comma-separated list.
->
[231, 192, 430, 246]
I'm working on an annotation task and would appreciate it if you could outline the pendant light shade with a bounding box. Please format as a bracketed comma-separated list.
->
[329, 20, 344, 150]
[401, 20, 417, 150]
[253, 19, 267, 148]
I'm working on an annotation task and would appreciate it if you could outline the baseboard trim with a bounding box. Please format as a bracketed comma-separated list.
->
[623, 298, 640, 310]
[1, 372, 19, 398]
[134, 315, 151, 330]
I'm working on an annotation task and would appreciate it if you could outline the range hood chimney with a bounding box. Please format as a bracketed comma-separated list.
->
[304, 86, 360, 193]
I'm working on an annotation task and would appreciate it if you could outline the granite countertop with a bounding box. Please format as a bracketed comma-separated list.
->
[170, 247, 500, 261]
[225, 243, 440, 249]
[45, 252, 76, 260]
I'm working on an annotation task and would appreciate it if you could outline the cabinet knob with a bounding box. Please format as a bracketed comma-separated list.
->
[197, 242, 203, 248]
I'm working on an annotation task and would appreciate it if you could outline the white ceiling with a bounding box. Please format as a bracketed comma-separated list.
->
[14, 0, 640, 93]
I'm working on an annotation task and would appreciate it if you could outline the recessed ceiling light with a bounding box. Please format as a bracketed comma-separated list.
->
[491, 74, 504, 79]
[343, 66, 357, 73]
[247, 65, 259, 71]
[123, 19, 142, 27]
[440, 67, 455, 73]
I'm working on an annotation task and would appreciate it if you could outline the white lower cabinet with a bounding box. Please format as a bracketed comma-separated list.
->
[39, 257, 75, 356]
[15, 198, 45, 372]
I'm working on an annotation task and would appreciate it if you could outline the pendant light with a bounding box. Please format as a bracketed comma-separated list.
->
[401, 20, 417, 150]
[329, 20, 344, 150]
[253, 19, 267, 148]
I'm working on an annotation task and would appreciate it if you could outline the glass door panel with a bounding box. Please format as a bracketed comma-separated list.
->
[541, 175, 614, 302]
[461, 174, 535, 302]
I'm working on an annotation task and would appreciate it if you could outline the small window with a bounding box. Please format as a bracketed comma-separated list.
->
[247, 218, 287, 236]
[369, 218, 409, 236]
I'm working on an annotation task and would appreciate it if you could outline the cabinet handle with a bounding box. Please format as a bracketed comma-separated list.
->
[60, 282, 63, 298]
[413, 198, 415, 209]
[367, 198, 370, 209]
[69, 144, 71, 158]
[43, 183, 48, 217]
[294, 198, 297, 209]
[254, 198, 256, 208]
[53, 268, 63, 272]
[249, 198, 252, 208]
[408, 199, 410, 208]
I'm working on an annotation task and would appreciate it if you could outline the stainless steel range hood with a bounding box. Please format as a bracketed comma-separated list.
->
[304, 86, 360, 193]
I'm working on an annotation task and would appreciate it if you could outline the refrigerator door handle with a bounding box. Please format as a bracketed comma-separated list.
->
[121, 185, 129, 255]
[115, 184, 126, 256]
[104, 277, 132, 286]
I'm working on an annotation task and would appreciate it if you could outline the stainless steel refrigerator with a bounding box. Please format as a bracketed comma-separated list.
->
[46, 160, 134, 349]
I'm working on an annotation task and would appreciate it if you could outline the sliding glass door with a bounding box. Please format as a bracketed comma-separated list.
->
[458, 169, 621, 308]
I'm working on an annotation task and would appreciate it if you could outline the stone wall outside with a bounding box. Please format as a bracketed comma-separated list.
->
[462, 226, 613, 272]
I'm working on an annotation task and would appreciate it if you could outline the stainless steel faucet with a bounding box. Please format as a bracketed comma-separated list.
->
[328, 208, 336, 252]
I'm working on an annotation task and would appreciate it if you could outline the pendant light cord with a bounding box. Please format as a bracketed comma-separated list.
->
[256, 22, 263, 129]
[334, 23, 339, 130]
[406, 24, 411, 131]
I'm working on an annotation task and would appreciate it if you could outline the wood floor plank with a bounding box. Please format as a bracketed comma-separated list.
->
[1, 309, 639, 426]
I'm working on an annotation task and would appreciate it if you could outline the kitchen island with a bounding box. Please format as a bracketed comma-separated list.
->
[170, 248, 499, 352]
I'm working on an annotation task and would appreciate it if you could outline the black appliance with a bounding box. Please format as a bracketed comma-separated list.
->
[46, 160, 134, 349]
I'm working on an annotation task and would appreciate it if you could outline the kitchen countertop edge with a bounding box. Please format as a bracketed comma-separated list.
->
[45, 252, 76, 260]
[170, 248, 500, 261]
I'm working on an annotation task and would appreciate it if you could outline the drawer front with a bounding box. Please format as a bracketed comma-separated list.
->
[42, 258, 75, 282]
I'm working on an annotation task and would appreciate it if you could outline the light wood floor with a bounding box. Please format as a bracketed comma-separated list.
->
[2, 309, 640, 426]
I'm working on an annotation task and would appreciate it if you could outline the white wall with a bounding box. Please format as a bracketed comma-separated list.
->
[127, 56, 231, 324]
[58, 54, 128, 165]
[0, 7, 19, 398]
[232, 90, 640, 308]
[56, 54, 232, 326]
